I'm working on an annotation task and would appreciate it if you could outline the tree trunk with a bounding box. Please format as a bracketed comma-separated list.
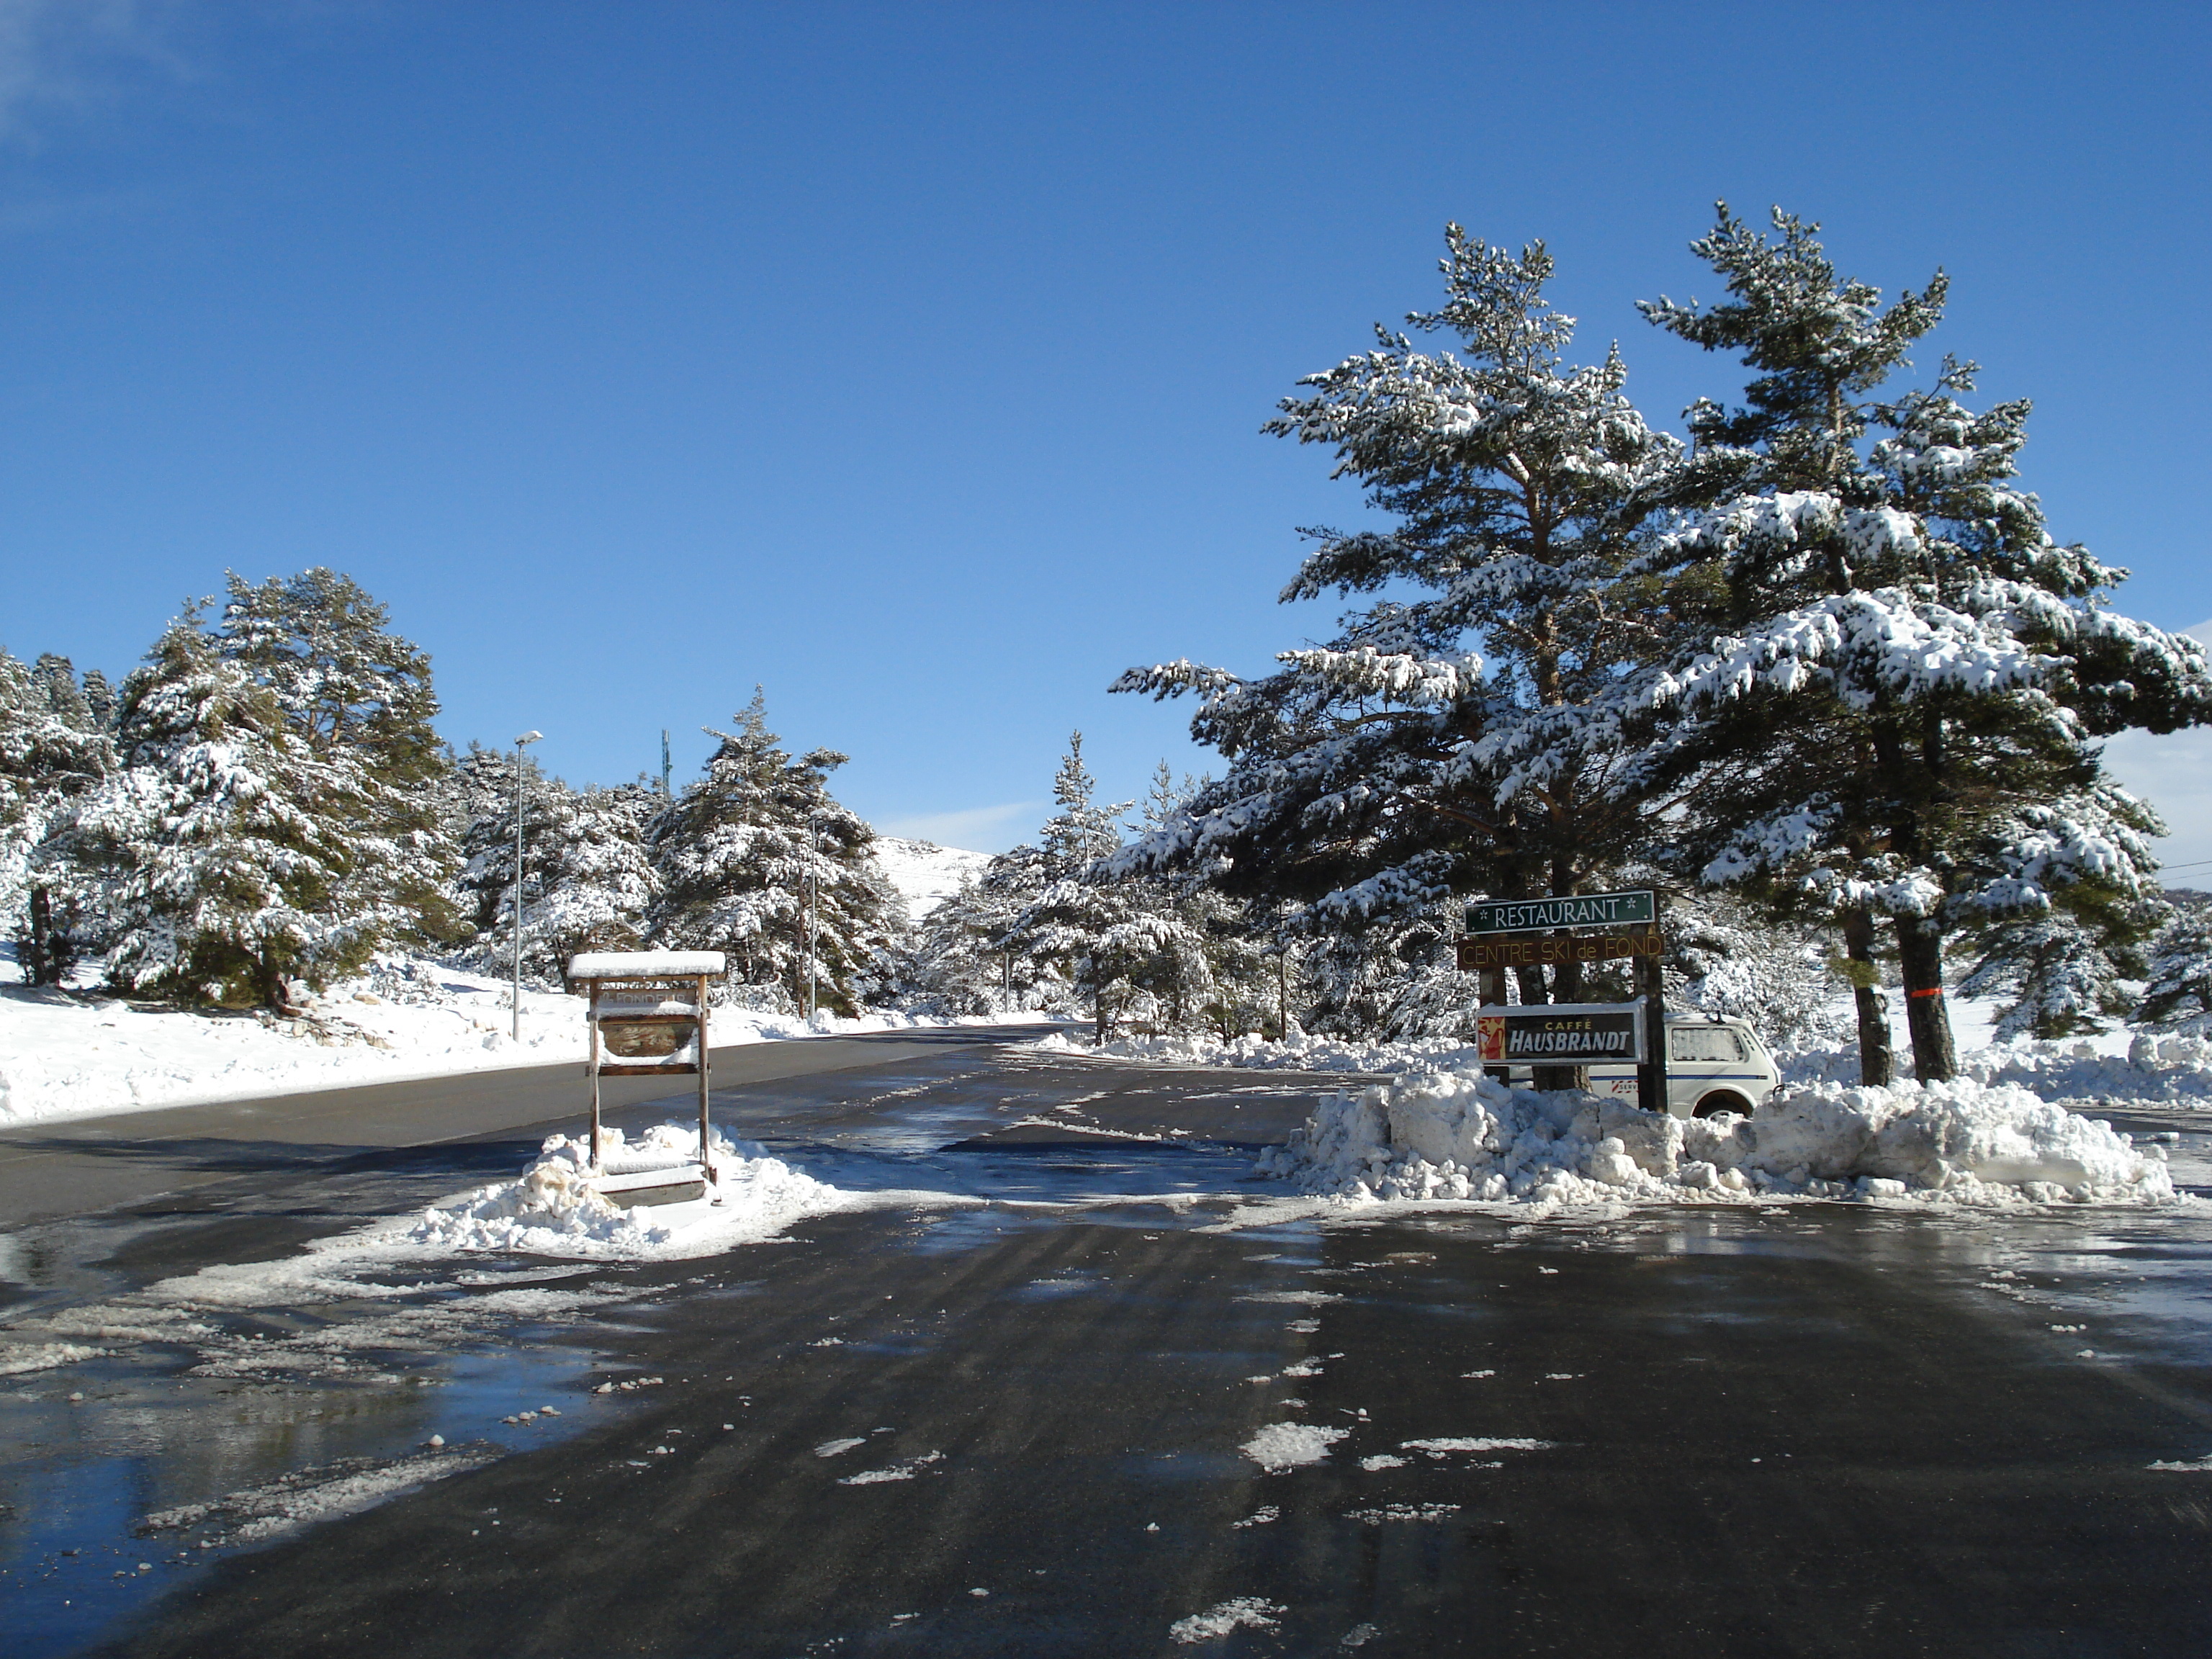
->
[24, 886, 55, 986]
[258, 953, 291, 1014]
[1533, 949, 1590, 1092]
[1841, 907, 1894, 1087]
[1894, 912, 1956, 1082]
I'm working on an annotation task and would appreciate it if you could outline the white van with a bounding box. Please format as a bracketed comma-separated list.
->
[1580, 1013, 1780, 1119]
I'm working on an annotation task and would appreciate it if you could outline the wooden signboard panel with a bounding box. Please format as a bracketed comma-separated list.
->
[1457, 930, 1661, 973]
[1466, 889, 1655, 936]
[566, 951, 728, 1187]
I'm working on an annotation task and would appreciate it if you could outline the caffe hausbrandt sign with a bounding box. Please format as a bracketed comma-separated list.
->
[1475, 1002, 1646, 1066]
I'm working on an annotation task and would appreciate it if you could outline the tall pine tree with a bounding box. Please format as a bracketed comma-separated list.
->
[215, 570, 462, 949]
[1639, 206, 2211, 1079]
[1, 648, 116, 983]
[1003, 733, 1147, 1042]
[91, 617, 392, 1006]
[645, 691, 902, 1015]
[1115, 230, 1679, 1038]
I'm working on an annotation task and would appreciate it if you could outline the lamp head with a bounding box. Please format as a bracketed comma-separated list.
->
[516, 730, 543, 746]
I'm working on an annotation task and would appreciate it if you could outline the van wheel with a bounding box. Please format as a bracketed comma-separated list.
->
[1693, 1091, 1753, 1119]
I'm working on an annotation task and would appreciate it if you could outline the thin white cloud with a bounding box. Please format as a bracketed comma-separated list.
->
[2103, 725, 2212, 889]
[873, 801, 1043, 855]
[0, 0, 195, 141]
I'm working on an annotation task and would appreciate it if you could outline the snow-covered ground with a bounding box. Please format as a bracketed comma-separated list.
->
[871, 837, 990, 922]
[0, 952, 1044, 1130]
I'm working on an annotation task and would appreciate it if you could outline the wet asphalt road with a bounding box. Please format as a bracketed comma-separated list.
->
[6, 1030, 2212, 1657]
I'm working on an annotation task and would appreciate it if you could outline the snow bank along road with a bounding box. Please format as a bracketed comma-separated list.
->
[6, 1037, 2212, 1656]
[0, 1029, 980, 1230]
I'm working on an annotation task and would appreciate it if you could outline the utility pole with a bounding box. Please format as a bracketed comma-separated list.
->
[660, 729, 672, 797]
[511, 730, 543, 1040]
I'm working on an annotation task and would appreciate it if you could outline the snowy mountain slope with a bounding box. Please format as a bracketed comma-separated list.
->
[871, 837, 991, 922]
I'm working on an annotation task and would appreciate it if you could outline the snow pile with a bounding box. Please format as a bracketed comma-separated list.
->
[1239, 1421, 1349, 1471]
[1169, 1599, 1285, 1644]
[1046, 999, 2212, 1117]
[0, 1339, 107, 1376]
[408, 1124, 853, 1256]
[1775, 1030, 2212, 1105]
[1259, 1067, 2180, 1209]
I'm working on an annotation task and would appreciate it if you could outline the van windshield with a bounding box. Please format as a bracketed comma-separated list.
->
[1670, 1025, 1745, 1064]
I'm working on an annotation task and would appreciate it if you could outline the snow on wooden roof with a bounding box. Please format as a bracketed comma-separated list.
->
[566, 950, 727, 980]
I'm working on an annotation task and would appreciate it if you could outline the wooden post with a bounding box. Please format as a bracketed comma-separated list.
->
[1478, 965, 1509, 1083]
[696, 973, 716, 1184]
[588, 981, 603, 1170]
[1635, 914, 1670, 1116]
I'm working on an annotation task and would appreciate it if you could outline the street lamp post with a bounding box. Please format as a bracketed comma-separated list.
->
[804, 812, 825, 1022]
[512, 730, 543, 1040]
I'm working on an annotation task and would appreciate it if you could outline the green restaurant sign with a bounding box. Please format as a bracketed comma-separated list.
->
[1466, 888, 1656, 935]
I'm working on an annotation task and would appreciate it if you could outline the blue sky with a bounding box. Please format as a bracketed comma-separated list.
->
[2, 1, 2207, 865]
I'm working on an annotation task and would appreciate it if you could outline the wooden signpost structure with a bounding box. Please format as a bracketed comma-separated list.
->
[1455, 888, 1670, 1115]
[565, 950, 727, 1202]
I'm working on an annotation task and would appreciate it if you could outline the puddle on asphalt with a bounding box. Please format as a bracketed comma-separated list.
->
[0, 1328, 613, 1659]
[0, 1214, 691, 1659]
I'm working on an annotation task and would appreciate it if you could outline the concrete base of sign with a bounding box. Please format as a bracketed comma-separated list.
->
[588, 1166, 708, 1208]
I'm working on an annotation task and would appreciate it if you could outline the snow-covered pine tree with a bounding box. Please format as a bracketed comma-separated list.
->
[459, 761, 662, 981]
[215, 569, 463, 949]
[1, 648, 116, 982]
[1640, 205, 2212, 1080]
[454, 742, 555, 937]
[1113, 230, 1679, 1042]
[904, 869, 1022, 1014]
[1668, 889, 1849, 1051]
[2140, 898, 2212, 1031]
[645, 691, 902, 1016]
[1039, 733, 1122, 881]
[542, 782, 662, 964]
[1952, 787, 2167, 1038]
[81, 668, 117, 733]
[32, 655, 94, 730]
[90, 616, 398, 1007]
[443, 739, 528, 845]
[1002, 733, 1157, 1043]
[1124, 759, 1277, 1038]
[904, 837, 1082, 1016]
